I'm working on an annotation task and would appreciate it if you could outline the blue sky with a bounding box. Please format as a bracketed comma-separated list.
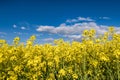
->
[0, 0, 120, 44]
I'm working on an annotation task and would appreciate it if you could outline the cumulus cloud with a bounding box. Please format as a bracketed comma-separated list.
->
[36, 19, 120, 42]
[37, 22, 120, 41]
[36, 26, 55, 33]
[36, 22, 109, 35]
[64, 35, 82, 41]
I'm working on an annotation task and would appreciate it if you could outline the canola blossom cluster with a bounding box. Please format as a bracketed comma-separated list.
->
[0, 27, 120, 80]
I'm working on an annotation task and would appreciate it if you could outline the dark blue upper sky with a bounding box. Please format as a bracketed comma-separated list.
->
[0, 0, 120, 43]
[1, 0, 120, 26]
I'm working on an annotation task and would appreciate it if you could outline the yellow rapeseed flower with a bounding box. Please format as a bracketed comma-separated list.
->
[58, 69, 66, 76]
[72, 73, 78, 79]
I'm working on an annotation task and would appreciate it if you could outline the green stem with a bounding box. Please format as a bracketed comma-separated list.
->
[117, 58, 120, 80]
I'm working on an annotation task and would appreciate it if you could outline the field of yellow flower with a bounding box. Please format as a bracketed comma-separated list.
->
[0, 27, 120, 80]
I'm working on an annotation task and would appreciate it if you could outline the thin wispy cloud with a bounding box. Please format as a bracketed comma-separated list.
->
[0, 32, 7, 39]
[13, 24, 17, 28]
[14, 32, 22, 35]
[0, 35, 5, 38]
[43, 38, 54, 42]
[21, 26, 26, 30]
[99, 17, 110, 20]
[0, 32, 7, 35]
[78, 17, 94, 21]
[14, 32, 28, 35]
[66, 19, 78, 23]
[66, 17, 94, 23]
[35, 34, 43, 37]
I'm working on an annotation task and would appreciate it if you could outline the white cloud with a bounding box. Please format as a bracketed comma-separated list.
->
[35, 34, 43, 37]
[21, 27, 26, 30]
[36, 26, 55, 32]
[0, 32, 7, 35]
[36, 19, 120, 42]
[0, 32, 7, 38]
[64, 35, 82, 41]
[14, 32, 22, 35]
[66, 17, 94, 23]
[36, 22, 109, 35]
[99, 17, 110, 20]
[0, 35, 5, 38]
[78, 17, 94, 21]
[66, 19, 78, 23]
[13, 22, 30, 30]
[115, 27, 120, 34]
[43, 38, 54, 42]
[13, 24, 17, 28]
[13, 32, 28, 35]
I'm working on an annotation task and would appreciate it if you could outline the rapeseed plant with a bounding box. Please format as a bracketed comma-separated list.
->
[0, 27, 120, 80]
